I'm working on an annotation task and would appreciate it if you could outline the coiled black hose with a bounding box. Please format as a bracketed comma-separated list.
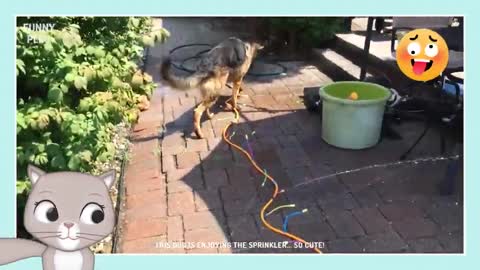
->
[168, 43, 287, 77]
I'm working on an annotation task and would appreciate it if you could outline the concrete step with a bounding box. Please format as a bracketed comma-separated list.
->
[311, 48, 373, 81]
[332, 32, 409, 87]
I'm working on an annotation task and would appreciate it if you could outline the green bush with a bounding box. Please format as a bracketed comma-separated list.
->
[16, 17, 169, 206]
[268, 17, 346, 48]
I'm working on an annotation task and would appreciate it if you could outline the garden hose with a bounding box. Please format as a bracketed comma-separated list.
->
[169, 43, 288, 77]
[222, 107, 322, 254]
[282, 209, 308, 232]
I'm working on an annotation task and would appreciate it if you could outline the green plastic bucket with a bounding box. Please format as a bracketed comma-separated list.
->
[319, 81, 391, 149]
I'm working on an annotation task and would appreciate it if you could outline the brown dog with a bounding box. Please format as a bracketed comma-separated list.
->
[161, 37, 263, 138]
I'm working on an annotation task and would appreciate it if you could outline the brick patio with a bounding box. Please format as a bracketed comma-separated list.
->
[117, 60, 463, 254]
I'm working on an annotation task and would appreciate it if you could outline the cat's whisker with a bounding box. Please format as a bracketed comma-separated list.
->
[78, 232, 105, 237]
[37, 234, 61, 239]
[77, 236, 100, 242]
[31, 231, 61, 234]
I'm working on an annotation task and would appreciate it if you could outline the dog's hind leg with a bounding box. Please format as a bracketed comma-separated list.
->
[206, 97, 218, 120]
[231, 79, 243, 110]
[193, 102, 207, 139]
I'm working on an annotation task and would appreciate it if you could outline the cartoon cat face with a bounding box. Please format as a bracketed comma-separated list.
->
[24, 165, 116, 252]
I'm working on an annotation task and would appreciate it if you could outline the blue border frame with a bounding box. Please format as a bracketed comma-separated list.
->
[2, 0, 478, 269]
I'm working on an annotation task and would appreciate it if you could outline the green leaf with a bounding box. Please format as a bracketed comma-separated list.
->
[142, 35, 154, 47]
[67, 155, 81, 170]
[131, 18, 140, 28]
[94, 47, 106, 58]
[46, 143, 62, 156]
[78, 98, 92, 112]
[131, 72, 143, 86]
[16, 59, 25, 75]
[44, 40, 53, 51]
[75, 47, 86, 56]
[65, 73, 76, 82]
[51, 155, 67, 169]
[34, 152, 49, 165]
[74, 76, 88, 90]
[79, 150, 92, 162]
[47, 88, 63, 103]
[86, 45, 96, 55]
[60, 84, 69, 93]
[16, 181, 31, 195]
[83, 67, 95, 80]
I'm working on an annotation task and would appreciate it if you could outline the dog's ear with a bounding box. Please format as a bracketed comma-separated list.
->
[253, 43, 264, 51]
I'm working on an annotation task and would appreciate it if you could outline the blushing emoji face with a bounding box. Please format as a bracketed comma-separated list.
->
[396, 29, 449, 81]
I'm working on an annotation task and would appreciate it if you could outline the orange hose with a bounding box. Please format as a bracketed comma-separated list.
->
[222, 107, 322, 254]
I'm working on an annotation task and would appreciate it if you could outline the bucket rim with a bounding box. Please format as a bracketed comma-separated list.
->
[319, 81, 391, 105]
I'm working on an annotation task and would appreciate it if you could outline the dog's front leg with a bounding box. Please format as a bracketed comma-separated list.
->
[193, 103, 207, 139]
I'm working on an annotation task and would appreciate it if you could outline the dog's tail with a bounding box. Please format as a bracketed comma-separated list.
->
[161, 58, 210, 90]
[0, 238, 47, 265]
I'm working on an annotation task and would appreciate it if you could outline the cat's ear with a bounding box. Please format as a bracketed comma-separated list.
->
[99, 170, 116, 189]
[27, 164, 46, 186]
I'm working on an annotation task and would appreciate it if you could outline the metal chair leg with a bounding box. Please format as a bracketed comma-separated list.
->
[400, 121, 430, 160]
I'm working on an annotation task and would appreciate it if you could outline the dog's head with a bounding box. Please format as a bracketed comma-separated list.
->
[245, 40, 265, 58]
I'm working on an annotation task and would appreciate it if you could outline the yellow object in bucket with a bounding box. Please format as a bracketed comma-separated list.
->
[348, 91, 359, 100]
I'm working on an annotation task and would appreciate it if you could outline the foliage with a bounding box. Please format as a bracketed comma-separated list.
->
[268, 17, 346, 47]
[16, 17, 168, 197]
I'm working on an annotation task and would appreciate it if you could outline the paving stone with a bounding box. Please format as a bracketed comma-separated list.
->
[126, 189, 166, 209]
[338, 167, 387, 192]
[167, 181, 197, 194]
[184, 227, 229, 247]
[259, 164, 292, 189]
[357, 230, 409, 253]
[353, 187, 383, 208]
[200, 151, 233, 170]
[227, 214, 260, 242]
[162, 143, 186, 156]
[123, 217, 168, 241]
[167, 191, 195, 216]
[253, 213, 286, 242]
[305, 177, 348, 200]
[325, 210, 365, 238]
[124, 201, 167, 220]
[176, 152, 201, 169]
[122, 236, 170, 253]
[161, 154, 176, 173]
[167, 216, 184, 242]
[224, 196, 260, 217]
[125, 175, 165, 195]
[225, 166, 253, 185]
[285, 167, 313, 186]
[194, 189, 223, 211]
[186, 247, 218, 254]
[288, 221, 337, 242]
[183, 210, 225, 231]
[393, 218, 438, 240]
[437, 232, 463, 253]
[204, 169, 229, 189]
[285, 186, 318, 207]
[352, 207, 390, 235]
[318, 192, 359, 211]
[379, 203, 426, 221]
[186, 137, 208, 152]
[426, 202, 463, 233]
[327, 238, 363, 253]
[277, 148, 311, 168]
[407, 238, 444, 253]
[166, 167, 202, 182]
[276, 135, 302, 148]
